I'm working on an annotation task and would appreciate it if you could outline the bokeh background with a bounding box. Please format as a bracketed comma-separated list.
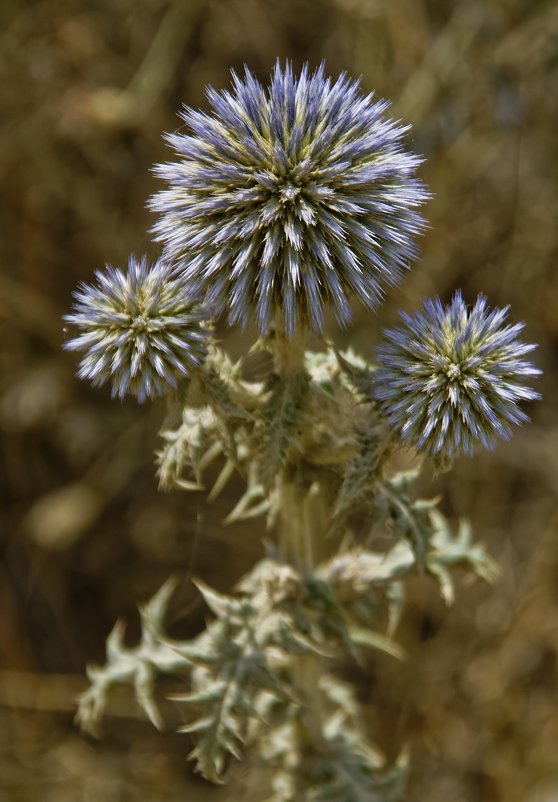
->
[1, 0, 557, 800]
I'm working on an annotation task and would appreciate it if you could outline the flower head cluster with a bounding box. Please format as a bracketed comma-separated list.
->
[150, 61, 428, 335]
[65, 256, 208, 401]
[373, 292, 541, 457]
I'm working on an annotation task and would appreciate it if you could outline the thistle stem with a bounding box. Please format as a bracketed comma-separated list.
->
[277, 476, 328, 747]
[272, 327, 328, 747]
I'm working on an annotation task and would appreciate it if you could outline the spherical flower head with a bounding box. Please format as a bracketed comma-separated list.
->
[372, 292, 541, 457]
[65, 256, 209, 402]
[150, 61, 429, 336]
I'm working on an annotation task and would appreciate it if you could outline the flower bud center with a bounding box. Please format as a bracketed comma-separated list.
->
[279, 182, 301, 204]
[131, 314, 149, 331]
[446, 362, 461, 381]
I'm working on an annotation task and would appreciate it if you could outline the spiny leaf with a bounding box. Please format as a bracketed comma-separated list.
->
[375, 473, 437, 570]
[308, 740, 408, 802]
[105, 619, 126, 660]
[427, 563, 455, 605]
[427, 512, 500, 602]
[134, 662, 164, 729]
[173, 571, 298, 783]
[207, 459, 236, 501]
[194, 580, 245, 621]
[170, 681, 227, 705]
[139, 577, 178, 635]
[264, 718, 408, 802]
[75, 581, 188, 736]
[156, 406, 219, 489]
[200, 365, 252, 420]
[180, 715, 219, 735]
[223, 483, 268, 524]
[319, 675, 360, 719]
[347, 627, 405, 660]
[335, 348, 376, 398]
[332, 425, 384, 528]
[259, 371, 310, 488]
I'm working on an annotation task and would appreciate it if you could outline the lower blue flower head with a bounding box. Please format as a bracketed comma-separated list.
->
[373, 292, 541, 457]
[65, 256, 208, 402]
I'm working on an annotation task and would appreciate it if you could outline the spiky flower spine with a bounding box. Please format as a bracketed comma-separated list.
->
[150, 61, 429, 335]
[372, 292, 541, 457]
[65, 256, 208, 402]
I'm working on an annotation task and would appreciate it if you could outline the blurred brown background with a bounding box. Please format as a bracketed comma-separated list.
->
[0, 0, 557, 800]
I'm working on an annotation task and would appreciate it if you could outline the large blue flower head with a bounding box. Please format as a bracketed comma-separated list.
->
[65, 256, 208, 402]
[373, 292, 541, 457]
[150, 61, 428, 336]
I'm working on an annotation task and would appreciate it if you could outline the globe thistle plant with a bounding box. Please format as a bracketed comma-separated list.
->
[150, 61, 429, 335]
[67, 64, 541, 802]
[65, 256, 208, 401]
[372, 291, 541, 457]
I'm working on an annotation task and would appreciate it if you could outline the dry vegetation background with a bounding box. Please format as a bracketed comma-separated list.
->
[1, 0, 557, 800]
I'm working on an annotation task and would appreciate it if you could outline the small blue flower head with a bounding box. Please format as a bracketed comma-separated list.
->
[65, 256, 209, 402]
[150, 61, 429, 336]
[373, 292, 541, 457]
